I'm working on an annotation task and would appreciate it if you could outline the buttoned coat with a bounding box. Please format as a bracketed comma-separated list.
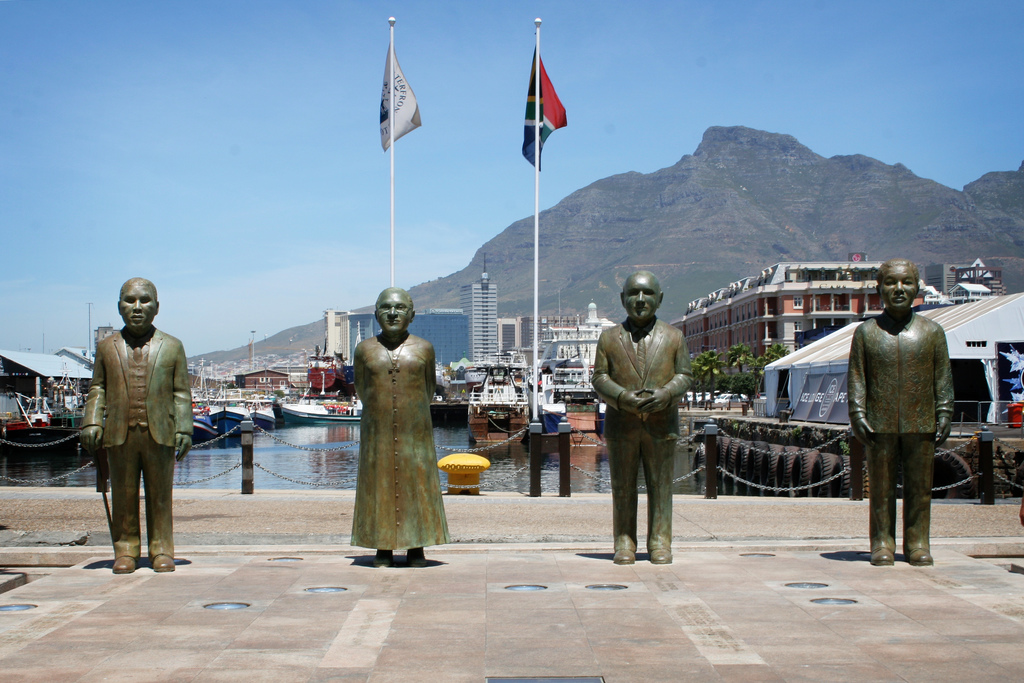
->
[848, 312, 953, 434]
[592, 319, 693, 441]
[351, 334, 449, 550]
[84, 329, 193, 447]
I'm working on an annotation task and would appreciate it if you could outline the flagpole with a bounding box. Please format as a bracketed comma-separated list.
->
[389, 17, 396, 287]
[531, 17, 541, 421]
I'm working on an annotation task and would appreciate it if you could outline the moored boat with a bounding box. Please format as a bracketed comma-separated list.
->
[468, 365, 530, 443]
[281, 400, 362, 424]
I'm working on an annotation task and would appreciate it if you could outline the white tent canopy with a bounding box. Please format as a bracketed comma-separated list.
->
[764, 293, 1024, 423]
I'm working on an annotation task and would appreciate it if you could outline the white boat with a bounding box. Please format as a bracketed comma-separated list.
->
[281, 400, 362, 424]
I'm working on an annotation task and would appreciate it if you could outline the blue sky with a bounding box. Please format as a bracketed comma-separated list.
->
[3, 0, 1022, 356]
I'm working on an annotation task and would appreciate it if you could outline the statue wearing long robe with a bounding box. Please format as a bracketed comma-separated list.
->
[351, 333, 449, 550]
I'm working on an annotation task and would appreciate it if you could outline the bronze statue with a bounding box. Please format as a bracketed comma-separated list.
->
[81, 278, 193, 574]
[592, 271, 693, 564]
[849, 258, 953, 567]
[351, 287, 449, 567]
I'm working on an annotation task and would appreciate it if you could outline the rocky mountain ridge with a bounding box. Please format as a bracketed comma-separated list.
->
[193, 126, 1024, 364]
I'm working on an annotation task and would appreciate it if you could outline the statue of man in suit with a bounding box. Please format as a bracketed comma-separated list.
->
[592, 271, 693, 564]
[81, 278, 193, 574]
[849, 258, 953, 567]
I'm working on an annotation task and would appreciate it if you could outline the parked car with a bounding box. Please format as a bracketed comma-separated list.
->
[712, 393, 745, 406]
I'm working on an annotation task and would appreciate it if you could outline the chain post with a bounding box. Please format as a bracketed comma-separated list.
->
[558, 417, 571, 497]
[978, 426, 994, 505]
[849, 436, 864, 501]
[529, 420, 543, 497]
[240, 419, 254, 494]
[704, 422, 718, 499]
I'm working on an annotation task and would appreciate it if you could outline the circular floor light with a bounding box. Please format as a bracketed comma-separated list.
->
[785, 582, 829, 589]
[305, 587, 348, 594]
[811, 598, 858, 605]
[203, 602, 250, 610]
[585, 584, 628, 591]
[504, 584, 547, 591]
[740, 553, 775, 557]
[268, 557, 302, 562]
[0, 604, 37, 612]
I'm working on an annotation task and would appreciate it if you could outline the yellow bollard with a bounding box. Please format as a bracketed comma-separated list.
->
[437, 453, 491, 495]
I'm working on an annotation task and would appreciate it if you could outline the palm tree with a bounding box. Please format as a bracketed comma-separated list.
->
[692, 350, 725, 407]
[727, 343, 754, 374]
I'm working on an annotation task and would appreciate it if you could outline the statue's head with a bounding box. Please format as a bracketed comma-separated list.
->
[876, 258, 919, 319]
[620, 270, 663, 327]
[375, 287, 415, 339]
[118, 277, 159, 337]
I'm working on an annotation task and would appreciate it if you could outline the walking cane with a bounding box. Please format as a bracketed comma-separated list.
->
[95, 447, 114, 541]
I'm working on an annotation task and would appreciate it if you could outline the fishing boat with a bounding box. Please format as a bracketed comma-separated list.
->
[1, 394, 79, 453]
[280, 399, 362, 424]
[191, 407, 218, 444]
[247, 397, 277, 431]
[307, 346, 355, 396]
[467, 364, 530, 443]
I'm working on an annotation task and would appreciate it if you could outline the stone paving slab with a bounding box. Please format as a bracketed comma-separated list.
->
[2, 545, 1024, 682]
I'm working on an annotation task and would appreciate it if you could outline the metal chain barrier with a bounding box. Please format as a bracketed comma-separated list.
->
[927, 473, 979, 493]
[715, 426, 850, 458]
[994, 471, 1024, 491]
[439, 465, 531, 491]
[190, 424, 243, 449]
[436, 427, 528, 453]
[253, 462, 357, 488]
[716, 462, 843, 493]
[0, 431, 80, 448]
[570, 463, 706, 490]
[252, 425, 357, 453]
[0, 460, 95, 484]
[175, 462, 242, 486]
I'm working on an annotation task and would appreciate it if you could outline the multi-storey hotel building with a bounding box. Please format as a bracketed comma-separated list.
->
[672, 261, 925, 356]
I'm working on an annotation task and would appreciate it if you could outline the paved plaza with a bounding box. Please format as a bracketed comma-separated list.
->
[1, 490, 1023, 681]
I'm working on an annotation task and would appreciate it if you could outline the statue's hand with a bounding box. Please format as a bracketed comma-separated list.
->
[81, 425, 103, 454]
[935, 416, 951, 445]
[850, 416, 875, 446]
[618, 390, 645, 415]
[637, 387, 672, 414]
[174, 433, 192, 462]
[1019, 499, 1024, 528]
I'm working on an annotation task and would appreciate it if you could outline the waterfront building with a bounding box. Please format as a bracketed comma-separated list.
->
[94, 326, 115, 350]
[949, 282, 995, 305]
[408, 309, 470, 366]
[234, 369, 290, 391]
[954, 258, 1004, 296]
[460, 271, 498, 362]
[673, 261, 925, 355]
[924, 263, 958, 295]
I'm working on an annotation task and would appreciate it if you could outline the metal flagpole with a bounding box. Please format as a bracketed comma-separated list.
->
[531, 17, 541, 421]
[389, 17, 396, 287]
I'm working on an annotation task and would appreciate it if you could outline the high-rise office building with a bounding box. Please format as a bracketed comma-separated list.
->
[460, 271, 498, 361]
[409, 309, 470, 365]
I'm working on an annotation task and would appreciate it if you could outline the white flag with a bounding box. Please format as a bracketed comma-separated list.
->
[379, 42, 421, 151]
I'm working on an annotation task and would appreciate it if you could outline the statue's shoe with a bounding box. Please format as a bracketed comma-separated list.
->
[906, 548, 933, 567]
[112, 556, 137, 574]
[613, 549, 635, 565]
[373, 550, 394, 568]
[407, 548, 427, 568]
[870, 548, 895, 566]
[151, 555, 176, 573]
[649, 549, 673, 565]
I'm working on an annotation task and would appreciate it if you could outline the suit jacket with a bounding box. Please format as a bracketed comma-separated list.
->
[84, 328, 193, 448]
[592, 318, 693, 441]
[848, 311, 953, 434]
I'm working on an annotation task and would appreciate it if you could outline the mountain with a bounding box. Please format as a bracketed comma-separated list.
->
[194, 126, 1024, 364]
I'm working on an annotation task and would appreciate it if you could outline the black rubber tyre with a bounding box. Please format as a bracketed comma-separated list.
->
[779, 447, 801, 497]
[796, 449, 823, 497]
[735, 441, 751, 496]
[932, 450, 972, 499]
[758, 445, 780, 497]
[818, 452, 843, 498]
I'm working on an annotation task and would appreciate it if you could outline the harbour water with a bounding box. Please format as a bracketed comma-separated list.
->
[0, 424, 702, 495]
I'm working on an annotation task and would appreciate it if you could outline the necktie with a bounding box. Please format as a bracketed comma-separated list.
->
[637, 334, 647, 369]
